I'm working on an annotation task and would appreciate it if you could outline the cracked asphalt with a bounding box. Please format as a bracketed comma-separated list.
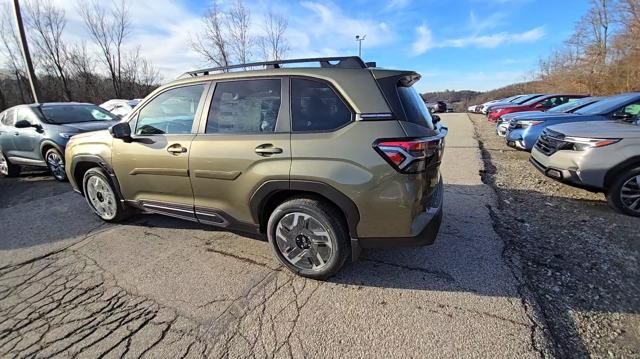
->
[0, 113, 547, 358]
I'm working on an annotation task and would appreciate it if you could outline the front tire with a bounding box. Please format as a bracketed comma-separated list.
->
[0, 152, 20, 177]
[82, 167, 132, 222]
[606, 167, 640, 217]
[267, 198, 350, 280]
[45, 148, 67, 181]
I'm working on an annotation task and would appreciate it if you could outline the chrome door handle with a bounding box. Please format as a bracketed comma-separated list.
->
[167, 144, 187, 154]
[255, 145, 283, 156]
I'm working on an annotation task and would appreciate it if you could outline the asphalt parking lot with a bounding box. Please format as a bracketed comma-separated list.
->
[0, 113, 546, 358]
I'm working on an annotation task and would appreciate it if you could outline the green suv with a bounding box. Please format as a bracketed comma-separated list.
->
[65, 57, 447, 279]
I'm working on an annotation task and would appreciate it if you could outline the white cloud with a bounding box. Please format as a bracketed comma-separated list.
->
[385, 0, 411, 11]
[415, 70, 534, 92]
[468, 11, 505, 33]
[296, 1, 394, 51]
[411, 23, 433, 55]
[411, 23, 545, 55]
[445, 26, 545, 48]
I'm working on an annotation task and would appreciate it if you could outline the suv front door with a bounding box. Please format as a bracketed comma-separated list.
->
[0, 109, 16, 158]
[189, 78, 290, 227]
[13, 107, 45, 162]
[112, 83, 209, 218]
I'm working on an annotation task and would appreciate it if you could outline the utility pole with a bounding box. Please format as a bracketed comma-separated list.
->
[355, 34, 366, 58]
[12, 0, 40, 103]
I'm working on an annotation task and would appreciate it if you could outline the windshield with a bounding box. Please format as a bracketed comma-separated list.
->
[574, 95, 640, 115]
[41, 104, 118, 124]
[398, 86, 434, 129]
[514, 94, 542, 105]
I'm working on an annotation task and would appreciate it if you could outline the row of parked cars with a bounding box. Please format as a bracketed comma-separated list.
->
[469, 92, 640, 217]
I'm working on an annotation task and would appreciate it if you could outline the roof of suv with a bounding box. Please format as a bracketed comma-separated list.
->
[154, 57, 419, 115]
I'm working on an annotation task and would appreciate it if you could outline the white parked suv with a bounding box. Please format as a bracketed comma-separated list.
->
[99, 99, 141, 118]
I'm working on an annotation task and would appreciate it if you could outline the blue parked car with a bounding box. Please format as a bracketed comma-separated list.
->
[505, 92, 640, 151]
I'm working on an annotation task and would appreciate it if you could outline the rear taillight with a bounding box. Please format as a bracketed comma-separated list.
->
[374, 138, 440, 173]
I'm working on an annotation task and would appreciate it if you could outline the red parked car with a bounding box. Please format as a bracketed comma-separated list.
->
[487, 94, 588, 122]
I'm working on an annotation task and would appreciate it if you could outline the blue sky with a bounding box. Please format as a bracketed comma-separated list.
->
[23, 0, 590, 92]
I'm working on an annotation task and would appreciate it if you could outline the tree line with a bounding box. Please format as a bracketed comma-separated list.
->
[0, 0, 290, 112]
[538, 0, 639, 95]
[0, 0, 161, 111]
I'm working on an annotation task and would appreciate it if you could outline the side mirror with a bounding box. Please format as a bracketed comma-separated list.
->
[432, 115, 441, 124]
[109, 122, 131, 140]
[15, 119, 34, 128]
[534, 103, 545, 110]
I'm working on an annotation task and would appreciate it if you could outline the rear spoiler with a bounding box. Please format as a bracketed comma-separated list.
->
[370, 69, 421, 122]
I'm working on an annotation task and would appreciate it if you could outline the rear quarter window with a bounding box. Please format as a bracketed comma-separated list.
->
[291, 78, 352, 132]
[397, 86, 434, 129]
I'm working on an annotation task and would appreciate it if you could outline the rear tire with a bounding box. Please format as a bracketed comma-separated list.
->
[45, 148, 67, 181]
[82, 167, 133, 222]
[0, 152, 20, 177]
[267, 198, 350, 280]
[606, 166, 640, 217]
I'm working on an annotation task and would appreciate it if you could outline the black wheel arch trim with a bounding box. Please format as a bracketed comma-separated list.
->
[39, 140, 64, 159]
[250, 180, 361, 238]
[71, 154, 124, 200]
[604, 156, 640, 188]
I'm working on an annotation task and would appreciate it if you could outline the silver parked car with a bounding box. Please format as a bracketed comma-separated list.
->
[530, 106, 640, 216]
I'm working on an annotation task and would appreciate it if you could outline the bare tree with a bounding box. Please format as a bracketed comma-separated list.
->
[67, 42, 99, 101]
[25, 0, 72, 100]
[227, 0, 252, 65]
[122, 47, 161, 98]
[78, 0, 131, 98]
[259, 10, 289, 61]
[193, 0, 231, 68]
[0, 4, 30, 103]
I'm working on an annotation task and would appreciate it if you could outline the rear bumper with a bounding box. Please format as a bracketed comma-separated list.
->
[358, 180, 444, 248]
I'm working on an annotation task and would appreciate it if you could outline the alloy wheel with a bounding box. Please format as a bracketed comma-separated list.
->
[0, 154, 8, 175]
[46, 151, 65, 180]
[620, 175, 640, 214]
[275, 212, 334, 271]
[86, 175, 117, 220]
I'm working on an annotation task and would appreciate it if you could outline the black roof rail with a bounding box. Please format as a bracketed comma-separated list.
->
[180, 56, 368, 78]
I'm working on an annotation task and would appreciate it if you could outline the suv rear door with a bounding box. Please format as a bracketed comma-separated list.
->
[112, 82, 209, 216]
[189, 77, 290, 227]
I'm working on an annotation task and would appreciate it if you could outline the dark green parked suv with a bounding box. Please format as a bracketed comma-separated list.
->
[64, 57, 447, 279]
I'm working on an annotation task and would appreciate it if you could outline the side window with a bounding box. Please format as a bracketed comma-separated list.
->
[206, 79, 281, 134]
[17, 107, 41, 124]
[2, 109, 15, 126]
[619, 102, 640, 119]
[540, 97, 563, 108]
[135, 84, 206, 135]
[291, 78, 352, 132]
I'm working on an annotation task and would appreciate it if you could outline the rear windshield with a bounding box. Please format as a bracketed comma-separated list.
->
[41, 104, 118, 124]
[398, 86, 434, 129]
